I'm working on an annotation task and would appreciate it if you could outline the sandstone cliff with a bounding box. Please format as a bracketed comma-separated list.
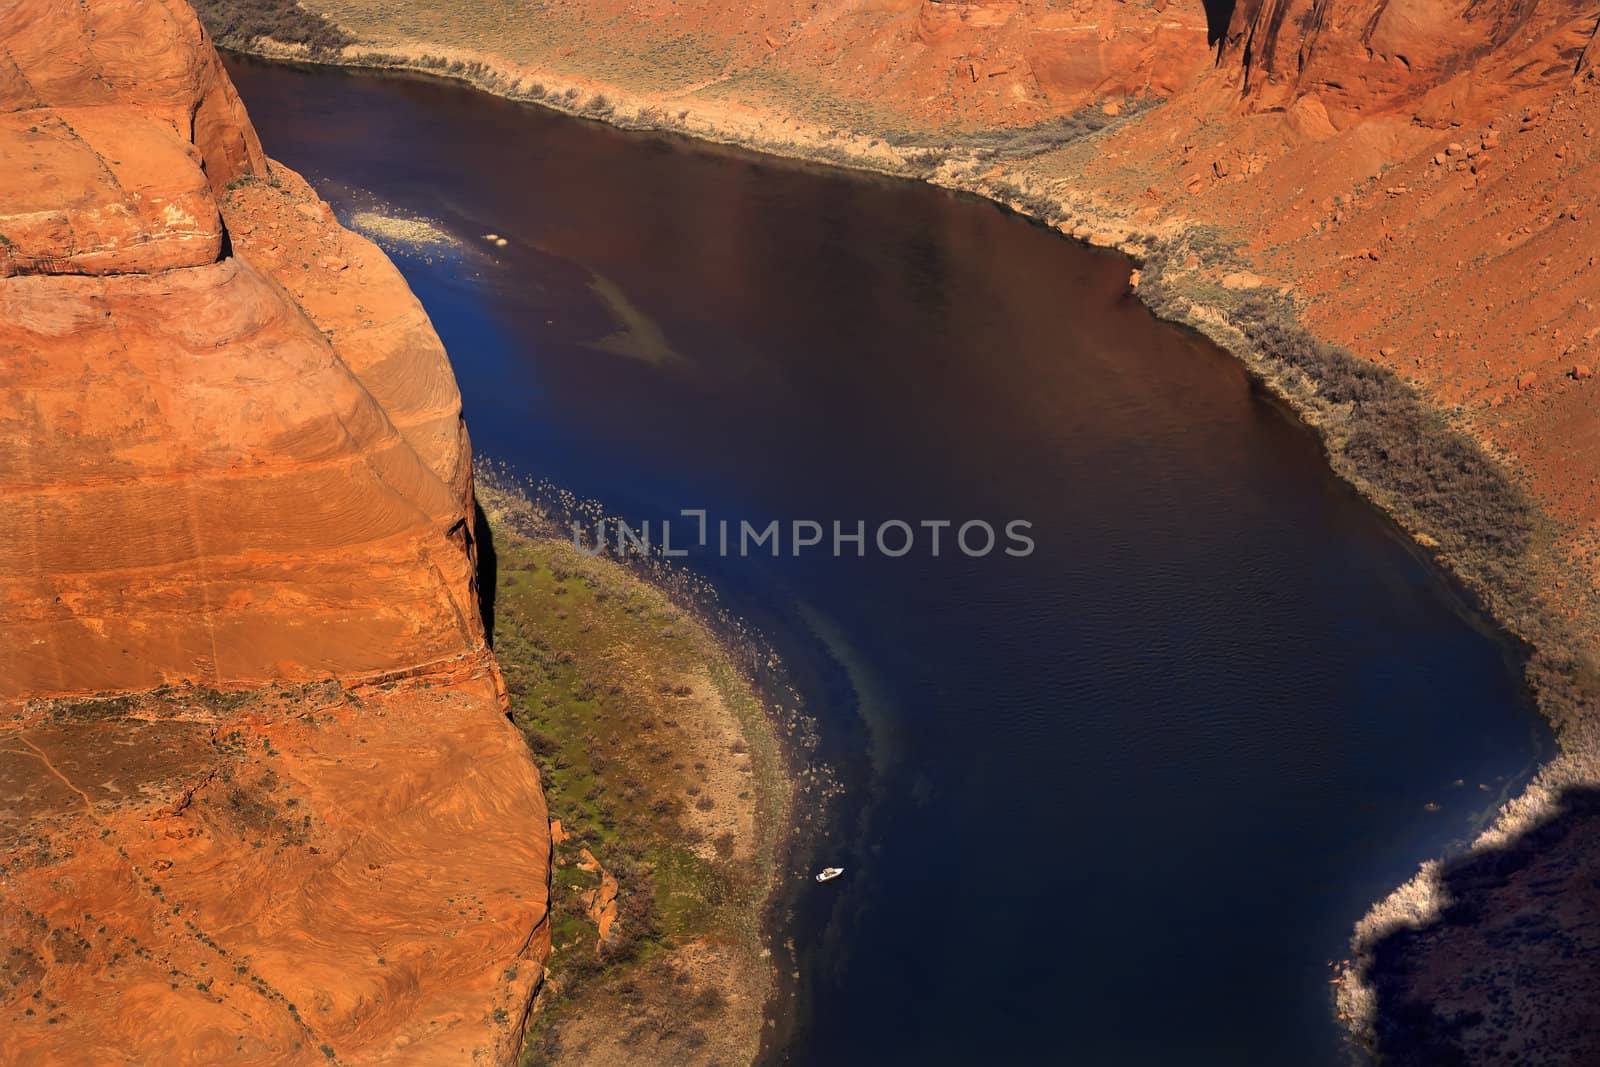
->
[1220, 0, 1600, 119]
[199, 0, 1600, 1060]
[0, 2, 549, 1063]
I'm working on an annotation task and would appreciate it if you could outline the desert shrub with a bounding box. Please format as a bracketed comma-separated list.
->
[190, 0, 353, 54]
[903, 98, 1161, 161]
[691, 986, 727, 1019]
[1137, 231, 1535, 577]
[1227, 293, 1534, 558]
[521, 727, 560, 758]
[986, 180, 1064, 225]
[1343, 406, 1532, 555]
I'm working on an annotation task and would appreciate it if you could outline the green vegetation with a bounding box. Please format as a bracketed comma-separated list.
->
[478, 483, 789, 1066]
[223, 171, 282, 195]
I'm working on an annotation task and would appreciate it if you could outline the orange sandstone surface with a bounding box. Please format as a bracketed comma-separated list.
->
[10, 0, 1600, 1057]
[215, 0, 1600, 1058]
[0, 2, 549, 1064]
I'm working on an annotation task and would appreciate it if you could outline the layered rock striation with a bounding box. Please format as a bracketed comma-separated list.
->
[204, 0, 1600, 1060]
[0, 2, 549, 1063]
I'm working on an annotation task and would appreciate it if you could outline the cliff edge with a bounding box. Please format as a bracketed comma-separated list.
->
[0, 2, 550, 1063]
[193, 0, 1600, 1060]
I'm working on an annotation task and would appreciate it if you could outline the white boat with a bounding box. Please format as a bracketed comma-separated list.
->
[815, 867, 844, 883]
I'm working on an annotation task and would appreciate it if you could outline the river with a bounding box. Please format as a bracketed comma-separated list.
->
[226, 57, 1552, 1066]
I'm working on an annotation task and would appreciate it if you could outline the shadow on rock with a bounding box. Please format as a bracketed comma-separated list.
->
[1366, 785, 1600, 1065]
[474, 496, 498, 647]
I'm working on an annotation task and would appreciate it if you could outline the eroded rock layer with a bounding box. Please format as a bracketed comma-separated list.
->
[209, 0, 1600, 1059]
[0, 2, 549, 1063]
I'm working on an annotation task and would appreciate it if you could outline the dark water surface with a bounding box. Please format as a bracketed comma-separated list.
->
[228, 57, 1552, 1066]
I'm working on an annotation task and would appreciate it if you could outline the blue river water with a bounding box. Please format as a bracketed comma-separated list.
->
[227, 57, 1552, 1066]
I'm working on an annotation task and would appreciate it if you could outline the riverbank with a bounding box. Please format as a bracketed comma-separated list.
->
[474, 475, 797, 1067]
[209, 15, 1600, 1058]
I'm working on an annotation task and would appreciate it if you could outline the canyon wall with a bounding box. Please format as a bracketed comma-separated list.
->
[207, 0, 1600, 1060]
[8, 0, 1596, 1059]
[293, 0, 1217, 126]
[1220, 0, 1600, 120]
[0, 1, 549, 1063]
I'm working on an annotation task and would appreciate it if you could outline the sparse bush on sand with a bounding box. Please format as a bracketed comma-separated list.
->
[191, 0, 353, 54]
[899, 99, 1160, 161]
[1139, 234, 1535, 573]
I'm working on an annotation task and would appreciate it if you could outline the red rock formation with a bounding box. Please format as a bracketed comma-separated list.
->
[0, 0, 485, 698]
[0, 0, 264, 276]
[97, 0, 1600, 1056]
[1220, 0, 1600, 123]
[0, 2, 549, 1063]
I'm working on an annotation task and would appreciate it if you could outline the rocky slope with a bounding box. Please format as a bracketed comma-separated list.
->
[0, 2, 549, 1063]
[198, 0, 1600, 1059]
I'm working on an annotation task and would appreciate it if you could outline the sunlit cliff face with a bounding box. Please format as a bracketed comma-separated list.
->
[0, 4, 549, 1063]
[1220, 0, 1600, 121]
